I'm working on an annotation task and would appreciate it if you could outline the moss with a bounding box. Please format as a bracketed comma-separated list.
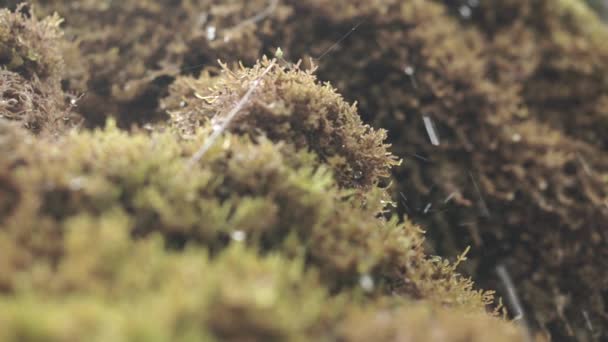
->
[4, 0, 605, 339]
[0, 6, 81, 135]
[0, 236, 521, 342]
[445, 0, 608, 148]
[163, 58, 399, 190]
[0, 120, 493, 307]
[0, 239, 330, 342]
[14, 0, 293, 126]
[0, 117, 521, 340]
[218, 0, 608, 339]
[336, 298, 524, 342]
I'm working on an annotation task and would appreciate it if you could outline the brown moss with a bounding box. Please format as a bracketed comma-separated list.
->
[337, 298, 525, 342]
[163, 58, 399, 190]
[243, 0, 608, 339]
[0, 5, 82, 135]
[18, 0, 293, 126]
[3, 0, 604, 339]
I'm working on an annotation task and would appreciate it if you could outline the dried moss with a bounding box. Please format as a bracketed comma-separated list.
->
[0, 6, 81, 135]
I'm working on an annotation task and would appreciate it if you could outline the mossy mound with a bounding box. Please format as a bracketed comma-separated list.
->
[0, 239, 522, 342]
[0, 119, 521, 340]
[0, 6, 81, 135]
[2, 0, 606, 340]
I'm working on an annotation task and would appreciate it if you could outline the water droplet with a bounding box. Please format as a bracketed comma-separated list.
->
[467, 0, 479, 7]
[198, 12, 208, 26]
[422, 115, 440, 146]
[69, 177, 86, 190]
[444, 192, 457, 204]
[423, 202, 432, 214]
[404, 66, 415, 75]
[206, 26, 216, 41]
[179, 101, 187, 108]
[359, 274, 374, 292]
[353, 170, 363, 180]
[459, 5, 472, 19]
[512, 133, 522, 142]
[212, 123, 222, 132]
[231, 230, 246, 242]
[70, 98, 77, 106]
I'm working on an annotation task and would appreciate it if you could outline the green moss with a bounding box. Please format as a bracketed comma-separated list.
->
[0, 239, 330, 342]
[336, 298, 524, 342]
[0, 120, 492, 306]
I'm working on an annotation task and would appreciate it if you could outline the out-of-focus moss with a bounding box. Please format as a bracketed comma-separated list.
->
[0, 120, 493, 309]
[445, 0, 608, 148]
[0, 6, 81, 135]
[0, 234, 521, 342]
[0, 239, 330, 342]
[163, 58, 399, 190]
[336, 298, 524, 342]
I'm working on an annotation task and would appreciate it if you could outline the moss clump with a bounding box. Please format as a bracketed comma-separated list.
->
[0, 6, 81, 135]
[0, 119, 481, 304]
[0, 240, 331, 341]
[163, 59, 399, 190]
[0, 117, 521, 340]
[5, 0, 605, 339]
